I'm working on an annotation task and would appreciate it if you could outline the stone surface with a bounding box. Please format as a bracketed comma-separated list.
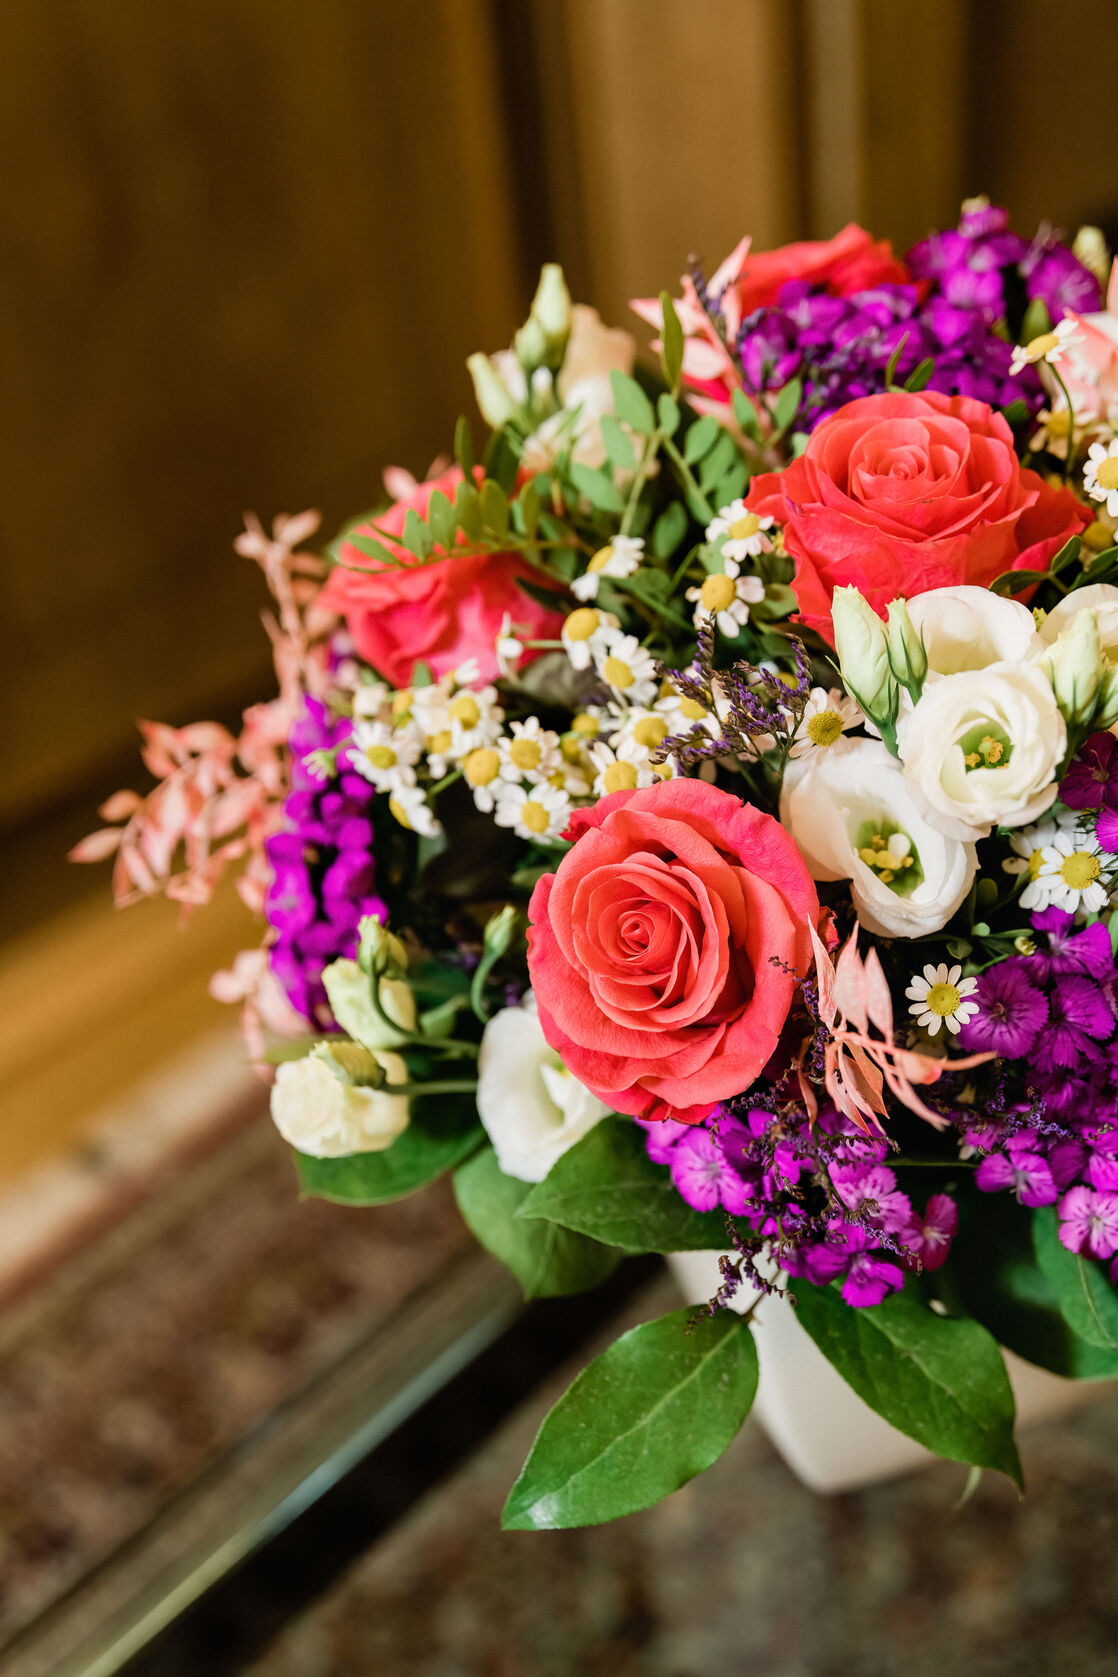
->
[249, 1276, 1118, 1677]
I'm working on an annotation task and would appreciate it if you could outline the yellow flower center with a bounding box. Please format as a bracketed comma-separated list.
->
[509, 738, 542, 771]
[1025, 330, 1061, 361]
[427, 729, 452, 755]
[806, 709, 845, 747]
[564, 608, 600, 642]
[463, 747, 500, 787]
[728, 513, 761, 542]
[1027, 848, 1047, 881]
[1096, 458, 1118, 492]
[679, 697, 708, 721]
[1060, 850, 1101, 890]
[561, 736, 587, 764]
[388, 795, 412, 830]
[700, 574, 737, 613]
[1045, 408, 1074, 438]
[632, 716, 668, 748]
[365, 744, 397, 769]
[857, 830, 915, 887]
[449, 694, 481, 728]
[521, 799, 550, 834]
[588, 545, 614, 573]
[925, 982, 961, 1018]
[602, 761, 639, 793]
[603, 656, 634, 689]
[571, 712, 599, 737]
[1083, 519, 1115, 552]
[962, 730, 1011, 771]
[391, 690, 412, 720]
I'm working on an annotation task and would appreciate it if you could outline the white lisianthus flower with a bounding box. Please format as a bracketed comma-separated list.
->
[271, 1045, 410, 1158]
[896, 661, 1066, 839]
[477, 997, 611, 1182]
[781, 739, 977, 938]
[1036, 583, 1118, 663]
[905, 585, 1040, 677]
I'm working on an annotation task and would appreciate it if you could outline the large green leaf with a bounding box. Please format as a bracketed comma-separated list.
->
[517, 1118, 729, 1253]
[453, 1146, 620, 1300]
[1033, 1206, 1118, 1351]
[951, 1193, 1118, 1379]
[608, 369, 655, 435]
[295, 1092, 483, 1205]
[792, 1280, 1023, 1487]
[502, 1305, 757, 1529]
[568, 462, 626, 514]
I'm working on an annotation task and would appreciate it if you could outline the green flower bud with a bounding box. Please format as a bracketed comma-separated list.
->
[832, 587, 900, 746]
[323, 958, 416, 1051]
[466, 352, 518, 428]
[1043, 607, 1101, 727]
[528, 263, 572, 369]
[514, 315, 549, 373]
[1094, 659, 1118, 730]
[357, 917, 409, 980]
[885, 597, 927, 700]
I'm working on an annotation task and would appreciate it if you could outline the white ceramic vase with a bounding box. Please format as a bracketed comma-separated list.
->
[667, 1248, 1105, 1494]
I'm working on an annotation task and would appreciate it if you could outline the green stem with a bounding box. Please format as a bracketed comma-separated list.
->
[620, 428, 663, 535]
[661, 436, 715, 523]
[383, 1079, 478, 1097]
[1049, 365, 1077, 483]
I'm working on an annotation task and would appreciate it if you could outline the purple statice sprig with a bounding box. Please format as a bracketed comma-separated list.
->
[654, 624, 813, 777]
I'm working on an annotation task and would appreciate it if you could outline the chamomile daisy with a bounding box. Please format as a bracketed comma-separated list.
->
[705, 501, 775, 563]
[1008, 316, 1082, 378]
[593, 632, 659, 706]
[905, 963, 980, 1037]
[1033, 830, 1116, 915]
[570, 535, 645, 602]
[1084, 437, 1118, 519]
[492, 781, 571, 841]
[685, 566, 766, 638]
[788, 688, 864, 759]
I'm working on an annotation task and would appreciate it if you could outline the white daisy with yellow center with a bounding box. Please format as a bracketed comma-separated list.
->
[1008, 316, 1082, 378]
[462, 743, 504, 814]
[492, 780, 572, 842]
[593, 631, 659, 706]
[560, 607, 620, 672]
[495, 613, 526, 679]
[387, 781, 442, 838]
[788, 687, 864, 760]
[654, 682, 717, 740]
[705, 499, 775, 563]
[686, 560, 766, 638]
[1084, 437, 1118, 520]
[351, 680, 391, 722]
[570, 534, 645, 602]
[351, 719, 422, 793]
[905, 963, 979, 1038]
[498, 717, 562, 784]
[1033, 830, 1116, 915]
[446, 685, 504, 755]
[1003, 815, 1076, 902]
[586, 740, 663, 798]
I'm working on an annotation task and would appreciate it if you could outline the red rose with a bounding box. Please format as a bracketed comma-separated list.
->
[319, 466, 566, 687]
[527, 780, 820, 1125]
[745, 390, 1090, 640]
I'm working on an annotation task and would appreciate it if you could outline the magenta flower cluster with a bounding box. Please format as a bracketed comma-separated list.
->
[642, 1104, 957, 1309]
[265, 696, 387, 1026]
[958, 908, 1118, 1278]
[1060, 731, 1118, 853]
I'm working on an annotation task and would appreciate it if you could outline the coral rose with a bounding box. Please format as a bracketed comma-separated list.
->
[744, 390, 1090, 641]
[319, 466, 566, 687]
[527, 780, 820, 1125]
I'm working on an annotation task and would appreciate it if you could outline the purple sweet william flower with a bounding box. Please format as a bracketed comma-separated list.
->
[669, 1128, 750, 1215]
[958, 961, 1048, 1058]
[904, 1193, 958, 1271]
[1060, 731, 1118, 812]
[1034, 976, 1113, 1072]
[976, 1139, 1058, 1207]
[1058, 1186, 1118, 1260]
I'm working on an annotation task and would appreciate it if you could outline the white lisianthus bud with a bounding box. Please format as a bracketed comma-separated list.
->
[322, 958, 417, 1050]
[1036, 583, 1118, 662]
[896, 661, 1066, 838]
[885, 597, 928, 699]
[529, 263, 572, 369]
[1094, 660, 1118, 730]
[781, 739, 976, 939]
[357, 918, 409, 980]
[906, 585, 1040, 678]
[270, 1045, 410, 1158]
[831, 587, 899, 745]
[1042, 608, 1101, 726]
[514, 314, 549, 373]
[466, 352, 519, 428]
[476, 996, 610, 1182]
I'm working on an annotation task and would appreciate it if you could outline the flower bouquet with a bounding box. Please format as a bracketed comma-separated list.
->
[78, 203, 1118, 1525]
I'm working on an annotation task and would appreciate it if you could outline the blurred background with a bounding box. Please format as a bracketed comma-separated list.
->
[2, 4, 1118, 1671]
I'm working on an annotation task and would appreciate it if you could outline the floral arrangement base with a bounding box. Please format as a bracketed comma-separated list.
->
[667, 1249, 1105, 1494]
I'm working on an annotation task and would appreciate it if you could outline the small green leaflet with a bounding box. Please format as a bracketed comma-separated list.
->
[609, 370, 655, 436]
[453, 1146, 620, 1300]
[659, 291, 684, 394]
[904, 357, 935, 393]
[568, 462, 627, 514]
[651, 501, 688, 558]
[599, 413, 637, 472]
[772, 377, 803, 433]
[402, 509, 432, 559]
[480, 479, 509, 539]
[657, 392, 681, 435]
[1033, 1206, 1118, 1351]
[732, 388, 763, 443]
[295, 1092, 483, 1205]
[501, 1305, 757, 1529]
[454, 414, 475, 477]
[683, 414, 720, 463]
[517, 1117, 729, 1253]
[426, 489, 456, 549]
[792, 1280, 1023, 1487]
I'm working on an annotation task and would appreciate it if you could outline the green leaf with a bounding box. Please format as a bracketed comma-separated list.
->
[295, 1092, 483, 1205]
[732, 388, 763, 443]
[651, 500, 688, 559]
[517, 480, 541, 541]
[698, 432, 738, 493]
[904, 357, 935, 393]
[792, 1280, 1023, 1487]
[951, 1191, 1118, 1380]
[683, 414, 720, 463]
[884, 335, 911, 390]
[1021, 295, 1053, 344]
[712, 463, 749, 509]
[517, 1117, 729, 1253]
[657, 392, 681, 435]
[483, 427, 520, 493]
[1000, 399, 1029, 426]
[502, 1305, 757, 1529]
[401, 509, 433, 559]
[454, 414, 475, 478]
[609, 369, 655, 435]
[989, 567, 1050, 597]
[659, 291, 684, 394]
[455, 480, 483, 541]
[426, 488, 456, 550]
[480, 478, 510, 539]
[568, 462, 627, 514]
[344, 531, 402, 568]
[1033, 1206, 1118, 1350]
[772, 378, 803, 433]
[599, 413, 637, 472]
[454, 1147, 620, 1300]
